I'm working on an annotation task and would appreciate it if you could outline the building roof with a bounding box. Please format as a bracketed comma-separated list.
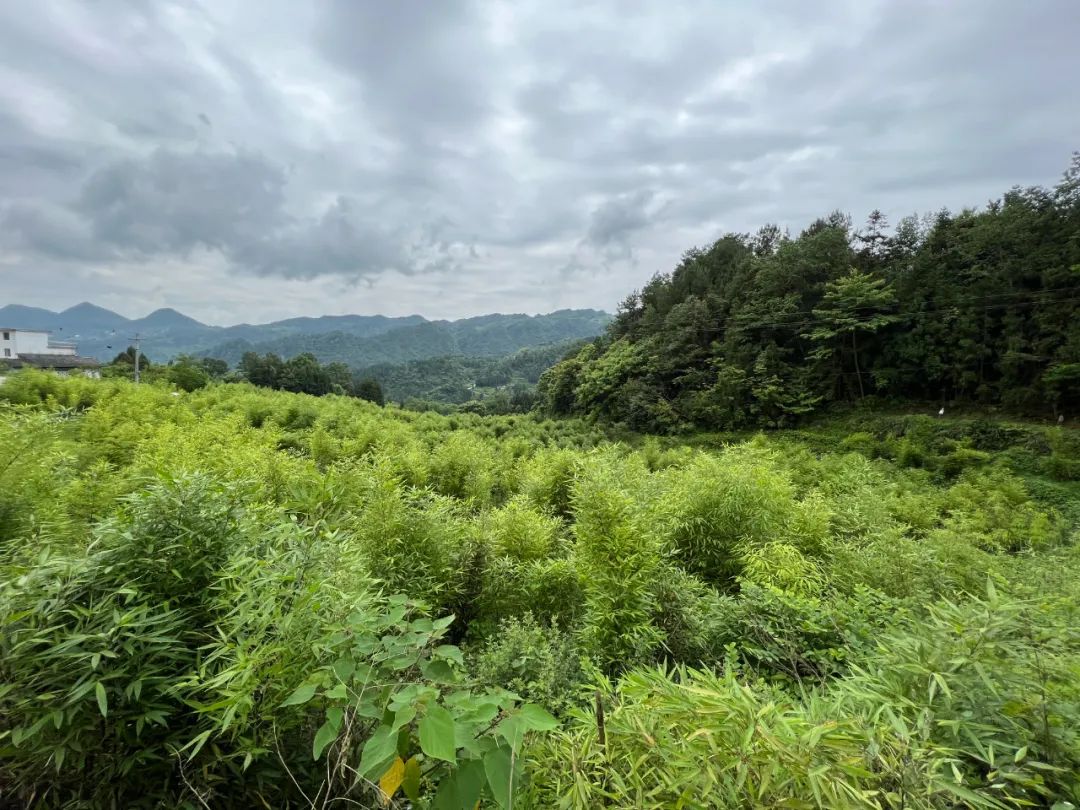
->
[7, 354, 100, 369]
[0, 327, 51, 333]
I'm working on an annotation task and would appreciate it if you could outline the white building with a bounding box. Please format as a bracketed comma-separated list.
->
[1, 328, 100, 376]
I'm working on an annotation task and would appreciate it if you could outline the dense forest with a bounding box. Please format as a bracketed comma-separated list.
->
[361, 340, 588, 411]
[539, 155, 1080, 432]
[1, 371, 1078, 807]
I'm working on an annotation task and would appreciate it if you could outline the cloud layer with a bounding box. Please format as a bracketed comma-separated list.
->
[1, 0, 1077, 323]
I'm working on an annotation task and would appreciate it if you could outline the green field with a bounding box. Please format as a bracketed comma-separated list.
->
[1, 371, 1079, 808]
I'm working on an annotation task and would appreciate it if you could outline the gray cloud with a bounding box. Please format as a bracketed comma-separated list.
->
[585, 190, 658, 258]
[76, 149, 287, 256]
[0, 0, 1078, 323]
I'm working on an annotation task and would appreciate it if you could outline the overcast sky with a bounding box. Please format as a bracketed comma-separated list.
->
[1, 0, 1077, 325]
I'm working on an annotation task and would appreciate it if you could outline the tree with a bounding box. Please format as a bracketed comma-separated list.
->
[855, 209, 890, 267]
[543, 153, 1080, 428]
[280, 353, 331, 396]
[200, 357, 229, 379]
[325, 362, 353, 394]
[111, 346, 151, 369]
[353, 377, 385, 406]
[805, 269, 899, 399]
[1044, 363, 1080, 414]
[239, 352, 283, 389]
[168, 355, 210, 392]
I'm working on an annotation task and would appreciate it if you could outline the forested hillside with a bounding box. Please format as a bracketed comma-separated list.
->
[2, 372, 1079, 807]
[539, 155, 1080, 431]
[205, 310, 611, 367]
[361, 340, 588, 408]
[0, 303, 608, 367]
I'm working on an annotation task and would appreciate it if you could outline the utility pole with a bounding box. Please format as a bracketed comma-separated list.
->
[128, 333, 142, 383]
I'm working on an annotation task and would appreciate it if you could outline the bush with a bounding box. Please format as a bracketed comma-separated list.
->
[571, 454, 665, 672]
[472, 614, 584, 716]
[526, 586, 1080, 809]
[838, 430, 880, 458]
[3, 376, 1079, 807]
[652, 448, 828, 587]
[482, 496, 562, 562]
[939, 445, 992, 477]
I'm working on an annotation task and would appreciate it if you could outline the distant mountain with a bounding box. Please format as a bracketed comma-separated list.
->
[0, 304, 59, 328]
[60, 302, 131, 334]
[203, 309, 613, 368]
[0, 303, 611, 366]
[135, 308, 205, 330]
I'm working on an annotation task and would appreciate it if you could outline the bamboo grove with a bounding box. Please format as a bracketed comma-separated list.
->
[1, 371, 1078, 807]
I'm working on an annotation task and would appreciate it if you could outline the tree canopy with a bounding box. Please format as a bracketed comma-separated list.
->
[540, 153, 1080, 430]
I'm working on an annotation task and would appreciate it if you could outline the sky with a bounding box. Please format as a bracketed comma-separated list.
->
[0, 0, 1077, 326]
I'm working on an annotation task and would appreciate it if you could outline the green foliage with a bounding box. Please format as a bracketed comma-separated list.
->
[651, 448, 828, 587]
[543, 155, 1080, 431]
[483, 496, 562, 562]
[472, 614, 584, 717]
[571, 454, 666, 671]
[213, 310, 611, 369]
[166, 354, 211, 391]
[353, 374, 385, 405]
[527, 586, 1080, 809]
[364, 339, 589, 411]
[1, 372, 1078, 807]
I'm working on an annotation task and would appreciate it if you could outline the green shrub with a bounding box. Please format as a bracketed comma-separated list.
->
[939, 445, 992, 477]
[936, 469, 1067, 552]
[571, 454, 665, 672]
[483, 495, 562, 562]
[527, 586, 1080, 809]
[1046, 453, 1080, 481]
[427, 431, 496, 505]
[520, 557, 586, 626]
[894, 435, 932, 469]
[838, 430, 880, 458]
[3, 376, 1079, 807]
[652, 448, 828, 586]
[472, 614, 584, 716]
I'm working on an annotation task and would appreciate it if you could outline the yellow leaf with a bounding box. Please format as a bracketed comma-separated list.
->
[379, 756, 406, 805]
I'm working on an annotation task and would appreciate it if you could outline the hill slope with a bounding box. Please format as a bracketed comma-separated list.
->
[359, 339, 589, 405]
[539, 155, 1080, 431]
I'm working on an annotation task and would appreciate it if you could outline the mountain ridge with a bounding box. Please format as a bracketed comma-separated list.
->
[0, 303, 611, 367]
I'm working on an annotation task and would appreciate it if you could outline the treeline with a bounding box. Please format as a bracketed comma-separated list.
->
[103, 347, 229, 392]
[361, 340, 587, 411]
[539, 154, 1080, 431]
[239, 351, 384, 403]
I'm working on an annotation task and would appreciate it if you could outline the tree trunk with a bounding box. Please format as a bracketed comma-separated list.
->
[852, 330, 865, 399]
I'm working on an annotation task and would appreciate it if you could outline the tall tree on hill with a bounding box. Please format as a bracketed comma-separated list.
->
[805, 270, 900, 400]
[111, 346, 151, 369]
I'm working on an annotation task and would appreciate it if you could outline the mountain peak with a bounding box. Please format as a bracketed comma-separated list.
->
[138, 308, 206, 329]
[62, 302, 123, 317]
